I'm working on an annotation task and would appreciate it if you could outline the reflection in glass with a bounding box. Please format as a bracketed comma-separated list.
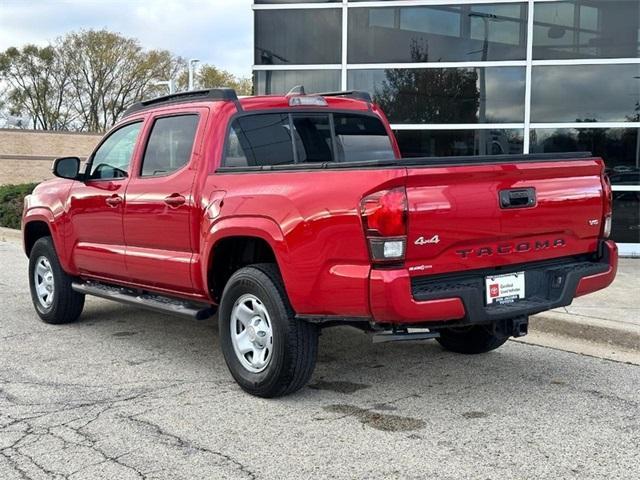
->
[255, 70, 341, 95]
[533, 0, 640, 60]
[531, 65, 640, 123]
[348, 3, 527, 63]
[530, 128, 640, 176]
[255, 10, 341, 65]
[530, 126, 640, 242]
[395, 129, 523, 157]
[348, 67, 525, 123]
[612, 192, 640, 244]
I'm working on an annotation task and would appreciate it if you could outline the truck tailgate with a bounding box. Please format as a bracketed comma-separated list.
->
[403, 157, 605, 275]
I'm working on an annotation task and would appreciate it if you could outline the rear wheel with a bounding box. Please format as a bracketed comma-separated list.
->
[28, 237, 85, 324]
[218, 263, 318, 397]
[436, 325, 508, 354]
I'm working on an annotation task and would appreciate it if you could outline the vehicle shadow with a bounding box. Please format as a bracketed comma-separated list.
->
[69, 296, 587, 407]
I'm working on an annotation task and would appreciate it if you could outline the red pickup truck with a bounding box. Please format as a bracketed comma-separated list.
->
[22, 88, 617, 397]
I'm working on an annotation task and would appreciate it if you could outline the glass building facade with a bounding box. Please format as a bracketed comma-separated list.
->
[254, 0, 640, 254]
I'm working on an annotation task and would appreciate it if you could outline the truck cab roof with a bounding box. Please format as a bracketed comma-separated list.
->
[123, 87, 373, 118]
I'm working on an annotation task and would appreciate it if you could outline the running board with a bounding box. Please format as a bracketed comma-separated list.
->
[71, 281, 215, 320]
[371, 329, 440, 344]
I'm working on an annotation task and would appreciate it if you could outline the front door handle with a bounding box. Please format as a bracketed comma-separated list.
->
[164, 193, 186, 208]
[105, 194, 123, 207]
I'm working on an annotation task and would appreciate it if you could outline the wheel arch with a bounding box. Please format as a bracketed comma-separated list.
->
[202, 217, 294, 306]
[22, 209, 59, 257]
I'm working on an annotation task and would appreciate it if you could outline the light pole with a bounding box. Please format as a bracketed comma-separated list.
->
[188, 59, 200, 91]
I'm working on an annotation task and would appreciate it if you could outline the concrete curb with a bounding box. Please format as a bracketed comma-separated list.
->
[530, 310, 640, 352]
[0, 227, 21, 243]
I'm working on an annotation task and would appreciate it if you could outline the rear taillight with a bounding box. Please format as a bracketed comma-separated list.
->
[603, 174, 613, 238]
[360, 187, 407, 263]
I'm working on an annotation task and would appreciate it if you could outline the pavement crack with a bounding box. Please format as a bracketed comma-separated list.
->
[126, 414, 258, 479]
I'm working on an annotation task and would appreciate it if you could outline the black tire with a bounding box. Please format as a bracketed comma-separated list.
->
[28, 237, 84, 324]
[436, 325, 508, 354]
[219, 263, 318, 398]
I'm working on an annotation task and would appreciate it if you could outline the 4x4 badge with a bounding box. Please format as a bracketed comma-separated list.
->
[415, 235, 440, 245]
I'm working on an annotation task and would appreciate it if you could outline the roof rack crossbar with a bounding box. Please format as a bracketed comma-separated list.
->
[123, 88, 238, 117]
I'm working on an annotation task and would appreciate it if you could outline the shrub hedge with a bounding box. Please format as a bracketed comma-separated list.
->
[0, 183, 38, 229]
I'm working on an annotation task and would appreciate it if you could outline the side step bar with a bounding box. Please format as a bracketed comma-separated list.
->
[371, 329, 440, 344]
[71, 281, 215, 320]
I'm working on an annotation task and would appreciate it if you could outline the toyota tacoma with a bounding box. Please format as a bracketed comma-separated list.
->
[22, 88, 618, 397]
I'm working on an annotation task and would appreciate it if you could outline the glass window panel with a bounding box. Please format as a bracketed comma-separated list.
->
[400, 7, 460, 38]
[225, 114, 294, 167]
[141, 115, 198, 177]
[333, 113, 395, 162]
[291, 114, 334, 163]
[394, 129, 524, 158]
[533, 1, 640, 60]
[529, 128, 640, 180]
[90, 122, 142, 180]
[348, 3, 527, 63]
[348, 67, 525, 124]
[531, 65, 640, 123]
[611, 191, 640, 244]
[255, 70, 340, 95]
[255, 9, 341, 65]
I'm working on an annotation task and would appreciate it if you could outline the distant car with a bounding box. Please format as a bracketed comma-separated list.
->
[22, 88, 617, 397]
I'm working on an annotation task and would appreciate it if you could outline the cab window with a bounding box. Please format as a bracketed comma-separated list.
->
[140, 115, 199, 177]
[89, 122, 142, 180]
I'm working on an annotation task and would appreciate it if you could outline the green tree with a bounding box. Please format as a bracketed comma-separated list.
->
[177, 64, 252, 95]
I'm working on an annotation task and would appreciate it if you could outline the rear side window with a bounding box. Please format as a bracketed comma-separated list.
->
[141, 115, 199, 176]
[223, 112, 394, 167]
[226, 114, 294, 167]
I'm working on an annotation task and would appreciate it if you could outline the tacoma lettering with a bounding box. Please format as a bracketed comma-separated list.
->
[456, 238, 566, 259]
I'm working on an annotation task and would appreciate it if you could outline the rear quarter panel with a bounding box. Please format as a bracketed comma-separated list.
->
[202, 168, 406, 316]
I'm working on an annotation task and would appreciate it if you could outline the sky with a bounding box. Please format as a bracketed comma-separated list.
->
[0, 0, 254, 78]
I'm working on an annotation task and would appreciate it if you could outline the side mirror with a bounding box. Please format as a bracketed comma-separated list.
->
[52, 157, 81, 180]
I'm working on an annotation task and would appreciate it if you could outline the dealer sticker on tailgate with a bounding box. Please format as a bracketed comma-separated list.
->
[485, 272, 525, 305]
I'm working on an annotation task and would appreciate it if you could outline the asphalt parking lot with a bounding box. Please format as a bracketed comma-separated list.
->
[1, 239, 639, 480]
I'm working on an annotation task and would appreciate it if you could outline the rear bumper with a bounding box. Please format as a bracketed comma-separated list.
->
[369, 240, 617, 326]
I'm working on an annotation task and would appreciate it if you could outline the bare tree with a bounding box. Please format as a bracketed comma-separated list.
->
[0, 44, 75, 130]
[61, 30, 182, 132]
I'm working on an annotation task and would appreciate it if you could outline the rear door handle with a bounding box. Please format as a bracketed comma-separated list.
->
[105, 195, 123, 207]
[164, 193, 186, 208]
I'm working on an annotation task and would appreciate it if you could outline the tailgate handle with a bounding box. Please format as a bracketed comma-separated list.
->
[499, 188, 536, 209]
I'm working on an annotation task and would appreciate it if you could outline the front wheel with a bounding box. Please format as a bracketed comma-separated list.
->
[436, 325, 508, 354]
[28, 237, 85, 324]
[218, 264, 318, 398]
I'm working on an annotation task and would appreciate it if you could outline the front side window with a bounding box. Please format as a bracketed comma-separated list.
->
[223, 112, 394, 167]
[141, 115, 199, 176]
[89, 122, 142, 180]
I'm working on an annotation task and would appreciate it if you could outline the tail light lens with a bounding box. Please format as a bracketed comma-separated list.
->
[360, 187, 407, 263]
[603, 174, 613, 238]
